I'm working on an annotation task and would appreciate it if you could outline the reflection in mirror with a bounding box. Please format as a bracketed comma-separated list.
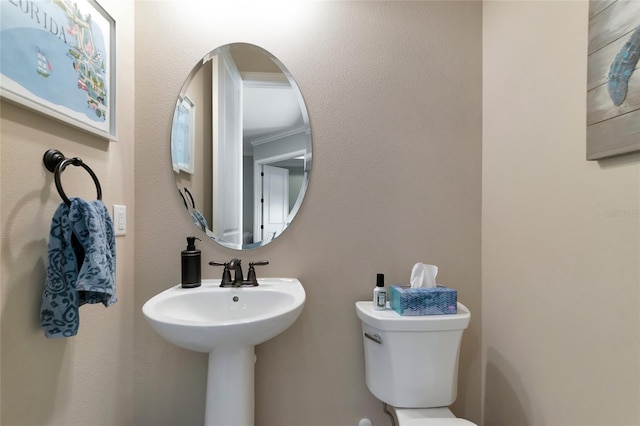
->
[171, 43, 312, 250]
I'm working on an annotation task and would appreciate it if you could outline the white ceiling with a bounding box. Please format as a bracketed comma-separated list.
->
[242, 75, 305, 146]
[243, 84, 303, 139]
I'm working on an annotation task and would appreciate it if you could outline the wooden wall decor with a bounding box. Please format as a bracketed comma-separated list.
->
[587, 0, 640, 160]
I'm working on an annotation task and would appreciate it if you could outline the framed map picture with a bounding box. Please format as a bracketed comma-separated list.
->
[0, 0, 116, 140]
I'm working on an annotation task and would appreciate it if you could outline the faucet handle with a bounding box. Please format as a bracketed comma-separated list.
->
[209, 261, 233, 287]
[244, 261, 269, 286]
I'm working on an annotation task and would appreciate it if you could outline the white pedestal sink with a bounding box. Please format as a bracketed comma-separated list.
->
[142, 278, 305, 426]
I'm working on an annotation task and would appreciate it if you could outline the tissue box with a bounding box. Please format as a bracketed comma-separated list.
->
[389, 285, 457, 315]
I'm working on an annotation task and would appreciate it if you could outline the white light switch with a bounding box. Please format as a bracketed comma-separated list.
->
[113, 205, 127, 236]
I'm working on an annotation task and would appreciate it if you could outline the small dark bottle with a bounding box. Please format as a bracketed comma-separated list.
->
[181, 236, 201, 288]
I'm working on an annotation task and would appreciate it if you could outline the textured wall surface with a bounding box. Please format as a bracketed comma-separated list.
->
[134, 2, 482, 425]
[3, 2, 638, 425]
[0, 1, 135, 424]
[483, 2, 640, 425]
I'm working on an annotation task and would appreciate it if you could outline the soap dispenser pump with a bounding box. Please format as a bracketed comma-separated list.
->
[181, 236, 201, 288]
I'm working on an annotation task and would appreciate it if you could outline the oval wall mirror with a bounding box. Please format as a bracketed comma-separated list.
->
[171, 43, 312, 250]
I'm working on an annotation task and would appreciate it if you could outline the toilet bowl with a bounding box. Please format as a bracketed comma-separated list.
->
[355, 301, 476, 426]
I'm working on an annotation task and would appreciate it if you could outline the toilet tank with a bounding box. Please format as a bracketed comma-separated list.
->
[355, 301, 470, 408]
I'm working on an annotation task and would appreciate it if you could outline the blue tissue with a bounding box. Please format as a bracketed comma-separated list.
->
[389, 285, 457, 315]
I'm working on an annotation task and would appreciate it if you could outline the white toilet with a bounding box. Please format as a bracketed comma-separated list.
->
[355, 301, 476, 426]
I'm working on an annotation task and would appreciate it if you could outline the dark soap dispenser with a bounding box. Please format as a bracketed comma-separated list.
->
[181, 236, 201, 288]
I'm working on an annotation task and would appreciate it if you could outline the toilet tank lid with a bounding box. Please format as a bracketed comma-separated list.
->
[355, 301, 470, 331]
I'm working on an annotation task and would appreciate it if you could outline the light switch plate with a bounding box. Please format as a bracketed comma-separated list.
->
[113, 205, 126, 236]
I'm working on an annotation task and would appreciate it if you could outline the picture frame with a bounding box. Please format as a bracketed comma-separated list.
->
[587, 1, 640, 160]
[171, 96, 195, 175]
[0, 0, 116, 140]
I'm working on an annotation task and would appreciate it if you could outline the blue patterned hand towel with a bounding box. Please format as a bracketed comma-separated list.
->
[41, 198, 117, 338]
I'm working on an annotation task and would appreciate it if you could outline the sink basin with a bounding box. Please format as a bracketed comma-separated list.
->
[142, 277, 305, 426]
[142, 278, 305, 352]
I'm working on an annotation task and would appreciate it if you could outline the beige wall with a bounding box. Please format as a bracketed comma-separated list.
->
[483, 2, 640, 425]
[4, 2, 635, 426]
[134, 2, 482, 425]
[0, 0, 135, 424]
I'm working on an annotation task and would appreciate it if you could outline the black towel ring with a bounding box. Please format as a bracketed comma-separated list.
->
[178, 188, 188, 209]
[184, 187, 195, 209]
[43, 149, 102, 207]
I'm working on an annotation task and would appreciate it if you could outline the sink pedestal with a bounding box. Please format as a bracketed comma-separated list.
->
[142, 279, 306, 425]
[205, 346, 255, 426]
